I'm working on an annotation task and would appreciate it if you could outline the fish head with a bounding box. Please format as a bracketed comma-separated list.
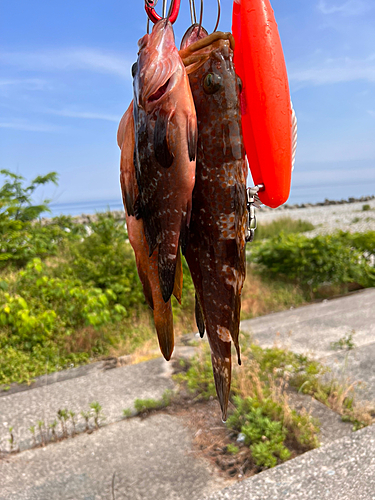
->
[133, 19, 183, 112]
[181, 31, 242, 115]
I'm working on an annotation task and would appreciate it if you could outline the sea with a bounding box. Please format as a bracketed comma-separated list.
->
[49, 182, 375, 217]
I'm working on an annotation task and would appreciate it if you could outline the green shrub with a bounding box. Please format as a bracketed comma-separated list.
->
[0, 258, 127, 385]
[0, 170, 62, 267]
[227, 395, 291, 468]
[250, 232, 374, 291]
[65, 213, 144, 311]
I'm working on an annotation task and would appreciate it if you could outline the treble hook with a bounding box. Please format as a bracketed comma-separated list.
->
[145, 0, 181, 24]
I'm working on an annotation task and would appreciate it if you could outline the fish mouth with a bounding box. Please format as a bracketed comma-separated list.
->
[148, 77, 171, 103]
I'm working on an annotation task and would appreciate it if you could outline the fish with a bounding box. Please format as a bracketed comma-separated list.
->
[180, 26, 247, 420]
[132, 19, 197, 303]
[117, 101, 183, 361]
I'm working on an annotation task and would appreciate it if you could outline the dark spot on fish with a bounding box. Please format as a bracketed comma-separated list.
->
[131, 62, 137, 78]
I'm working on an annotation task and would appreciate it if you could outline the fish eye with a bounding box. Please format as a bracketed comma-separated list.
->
[131, 62, 137, 78]
[237, 76, 243, 93]
[203, 73, 222, 94]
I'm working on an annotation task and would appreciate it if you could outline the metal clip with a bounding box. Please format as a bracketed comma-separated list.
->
[246, 184, 264, 243]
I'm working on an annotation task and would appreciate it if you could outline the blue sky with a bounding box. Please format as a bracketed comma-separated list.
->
[1, 0, 374, 212]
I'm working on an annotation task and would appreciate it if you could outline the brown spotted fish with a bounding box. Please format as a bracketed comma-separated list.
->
[133, 19, 197, 303]
[117, 101, 182, 361]
[181, 27, 247, 420]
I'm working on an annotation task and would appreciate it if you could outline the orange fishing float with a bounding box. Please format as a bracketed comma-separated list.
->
[232, 0, 293, 208]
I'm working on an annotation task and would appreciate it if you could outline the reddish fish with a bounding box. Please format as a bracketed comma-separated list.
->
[180, 27, 247, 420]
[117, 101, 182, 361]
[133, 19, 197, 303]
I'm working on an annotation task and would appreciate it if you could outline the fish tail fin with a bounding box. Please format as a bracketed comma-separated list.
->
[172, 246, 183, 304]
[209, 343, 232, 422]
[153, 300, 174, 361]
[195, 293, 205, 338]
[158, 245, 177, 303]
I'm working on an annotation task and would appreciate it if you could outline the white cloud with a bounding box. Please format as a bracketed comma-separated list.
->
[0, 48, 132, 79]
[317, 0, 371, 16]
[0, 78, 48, 90]
[46, 108, 120, 122]
[0, 120, 62, 132]
[290, 54, 375, 86]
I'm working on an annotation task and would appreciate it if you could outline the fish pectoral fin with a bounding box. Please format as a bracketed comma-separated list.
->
[172, 246, 183, 304]
[154, 109, 175, 168]
[195, 293, 205, 338]
[187, 114, 197, 162]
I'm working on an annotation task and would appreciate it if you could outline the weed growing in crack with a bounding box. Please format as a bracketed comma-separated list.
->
[330, 330, 356, 351]
[69, 410, 77, 435]
[37, 420, 46, 447]
[8, 426, 16, 453]
[49, 420, 58, 441]
[57, 409, 69, 438]
[81, 410, 91, 432]
[29, 426, 37, 447]
[90, 401, 105, 429]
[132, 390, 173, 415]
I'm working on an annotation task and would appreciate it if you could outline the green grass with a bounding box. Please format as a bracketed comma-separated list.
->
[254, 217, 314, 241]
[132, 390, 173, 415]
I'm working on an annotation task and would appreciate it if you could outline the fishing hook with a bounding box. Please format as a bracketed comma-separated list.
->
[189, 0, 197, 25]
[213, 0, 221, 32]
[197, 0, 203, 37]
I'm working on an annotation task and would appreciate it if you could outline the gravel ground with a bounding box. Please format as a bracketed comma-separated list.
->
[256, 198, 375, 236]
